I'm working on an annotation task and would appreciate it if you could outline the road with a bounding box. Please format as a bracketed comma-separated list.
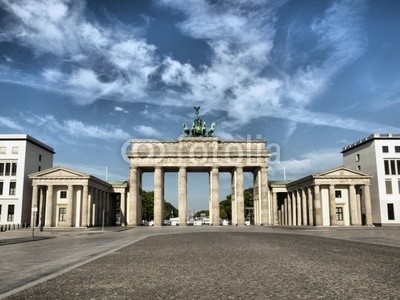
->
[1, 226, 400, 299]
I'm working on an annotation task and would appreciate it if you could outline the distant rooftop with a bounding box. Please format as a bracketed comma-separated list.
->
[342, 133, 400, 153]
[0, 134, 55, 154]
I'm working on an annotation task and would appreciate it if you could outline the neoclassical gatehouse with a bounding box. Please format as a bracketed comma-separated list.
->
[269, 167, 373, 227]
[25, 108, 380, 228]
[29, 167, 127, 228]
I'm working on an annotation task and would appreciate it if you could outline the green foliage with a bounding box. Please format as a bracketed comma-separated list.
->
[219, 187, 253, 220]
[194, 210, 209, 218]
[140, 189, 178, 221]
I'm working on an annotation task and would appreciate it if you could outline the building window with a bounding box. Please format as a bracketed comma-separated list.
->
[385, 180, 393, 194]
[9, 181, 16, 196]
[387, 204, 395, 220]
[398, 180, 400, 195]
[0, 163, 3, 175]
[60, 191, 67, 199]
[12, 147, 18, 154]
[11, 163, 17, 176]
[395, 146, 400, 153]
[356, 154, 360, 162]
[382, 146, 389, 153]
[5, 163, 10, 176]
[0, 181, 3, 195]
[59, 207, 67, 221]
[38, 166, 41, 172]
[335, 190, 342, 198]
[390, 160, 396, 175]
[7, 204, 14, 222]
[336, 207, 344, 221]
[0, 147, 5, 154]
[357, 165, 361, 170]
[39, 154, 42, 162]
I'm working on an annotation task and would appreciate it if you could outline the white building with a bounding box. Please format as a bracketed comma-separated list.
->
[0, 134, 54, 226]
[342, 133, 400, 225]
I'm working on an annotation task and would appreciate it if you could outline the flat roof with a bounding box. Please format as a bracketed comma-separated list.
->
[341, 133, 400, 153]
[0, 134, 55, 154]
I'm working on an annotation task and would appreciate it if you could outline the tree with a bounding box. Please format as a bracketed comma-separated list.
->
[140, 189, 178, 221]
[219, 187, 253, 220]
[194, 210, 209, 218]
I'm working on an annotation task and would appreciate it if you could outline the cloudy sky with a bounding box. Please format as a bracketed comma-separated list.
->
[1, 0, 399, 210]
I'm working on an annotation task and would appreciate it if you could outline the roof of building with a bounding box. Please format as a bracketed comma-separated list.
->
[341, 133, 400, 153]
[0, 134, 55, 154]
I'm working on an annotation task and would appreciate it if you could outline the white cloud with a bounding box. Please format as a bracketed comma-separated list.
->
[269, 149, 343, 180]
[0, 116, 24, 130]
[21, 113, 130, 140]
[3, 55, 13, 63]
[133, 125, 161, 137]
[1, 0, 394, 136]
[114, 106, 129, 114]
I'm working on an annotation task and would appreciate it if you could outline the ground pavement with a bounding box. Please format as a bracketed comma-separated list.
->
[0, 226, 399, 299]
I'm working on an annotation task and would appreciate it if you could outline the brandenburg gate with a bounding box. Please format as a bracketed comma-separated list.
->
[127, 107, 269, 226]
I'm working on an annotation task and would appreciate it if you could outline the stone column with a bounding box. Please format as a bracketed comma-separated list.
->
[92, 188, 97, 226]
[235, 167, 245, 226]
[314, 185, 322, 226]
[178, 167, 187, 226]
[272, 192, 278, 226]
[88, 187, 93, 227]
[284, 197, 288, 225]
[307, 187, 313, 226]
[45, 185, 54, 227]
[349, 184, 358, 225]
[81, 184, 89, 227]
[154, 167, 164, 226]
[364, 184, 373, 226]
[231, 170, 237, 225]
[329, 184, 336, 226]
[66, 185, 74, 227]
[288, 192, 292, 226]
[38, 186, 45, 228]
[292, 192, 297, 225]
[210, 167, 220, 226]
[120, 191, 126, 226]
[296, 190, 302, 226]
[128, 166, 139, 226]
[301, 189, 307, 226]
[253, 170, 260, 226]
[260, 167, 269, 225]
[31, 184, 39, 227]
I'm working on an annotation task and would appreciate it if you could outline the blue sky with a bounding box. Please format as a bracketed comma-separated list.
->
[1, 0, 400, 211]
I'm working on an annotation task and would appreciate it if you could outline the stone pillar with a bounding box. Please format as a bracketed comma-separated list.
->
[235, 167, 245, 226]
[307, 187, 313, 226]
[364, 184, 373, 226]
[349, 184, 358, 225]
[81, 184, 89, 227]
[38, 186, 45, 228]
[231, 170, 237, 225]
[31, 184, 39, 227]
[272, 192, 278, 225]
[284, 197, 288, 225]
[66, 185, 74, 227]
[329, 184, 336, 226]
[92, 188, 97, 226]
[128, 166, 140, 226]
[314, 185, 322, 226]
[178, 167, 187, 226]
[120, 191, 126, 226]
[296, 190, 302, 226]
[260, 167, 269, 225]
[292, 192, 297, 225]
[289, 192, 292, 224]
[88, 187, 93, 227]
[154, 167, 164, 226]
[45, 185, 54, 227]
[253, 170, 260, 226]
[210, 167, 220, 226]
[301, 188, 307, 226]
